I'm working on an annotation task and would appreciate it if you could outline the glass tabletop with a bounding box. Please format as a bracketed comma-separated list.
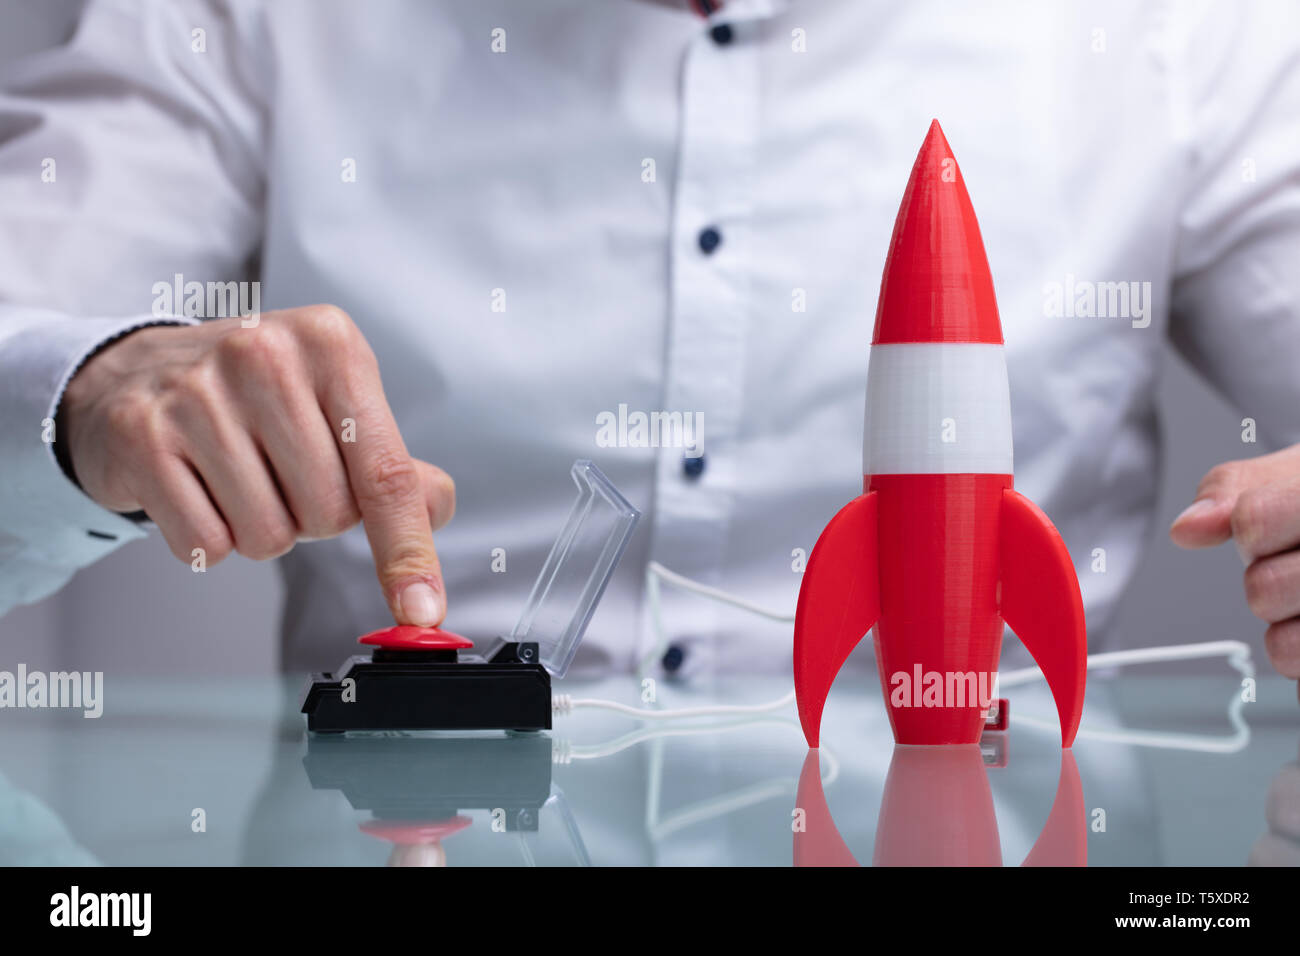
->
[0, 669, 1294, 866]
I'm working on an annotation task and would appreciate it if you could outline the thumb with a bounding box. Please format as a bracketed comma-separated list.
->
[1170, 447, 1300, 549]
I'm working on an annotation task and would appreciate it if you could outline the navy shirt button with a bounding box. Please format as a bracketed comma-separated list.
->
[683, 455, 706, 479]
[662, 643, 686, 673]
[697, 226, 722, 255]
[710, 23, 734, 45]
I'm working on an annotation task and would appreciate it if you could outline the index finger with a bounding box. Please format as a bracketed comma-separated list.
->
[322, 372, 446, 627]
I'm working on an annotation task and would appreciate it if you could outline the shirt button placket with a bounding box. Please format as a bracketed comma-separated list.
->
[642, 11, 762, 677]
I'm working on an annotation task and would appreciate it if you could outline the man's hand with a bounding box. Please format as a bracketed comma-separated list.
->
[1170, 445, 1300, 689]
[60, 306, 454, 627]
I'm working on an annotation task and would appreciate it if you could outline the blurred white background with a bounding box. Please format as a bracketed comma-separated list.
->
[0, 0, 1268, 677]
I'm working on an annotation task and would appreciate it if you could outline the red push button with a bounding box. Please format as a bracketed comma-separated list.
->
[358, 625, 474, 651]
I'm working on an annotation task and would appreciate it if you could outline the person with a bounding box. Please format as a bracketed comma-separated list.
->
[1, 0, 1298, 686]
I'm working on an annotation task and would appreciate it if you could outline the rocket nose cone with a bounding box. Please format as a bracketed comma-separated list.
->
[872, 120, 1003, 344]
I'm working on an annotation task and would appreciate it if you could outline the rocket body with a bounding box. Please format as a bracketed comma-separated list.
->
[870, 474, 1008, 744]
[864, 331, 1013, 743]
[792, 121, 1088, 748]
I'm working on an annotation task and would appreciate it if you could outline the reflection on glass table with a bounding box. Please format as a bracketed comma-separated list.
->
[0, 665, 1295, 866]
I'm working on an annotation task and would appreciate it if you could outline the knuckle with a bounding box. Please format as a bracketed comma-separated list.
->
[121, 402, 173, 461]
[237, 522, 297, 561]
[430, 467, 456, 523]
[104, 389, 153, 442]
[380, 543, 436, 579]
[195, 529, 234, 566]
[358, 450, 421, 505]
[162, 365, 224, 425]
[165, 522, 232, 567]
[267, 527, 298, 558]
[216, 329, 259, 372]
[263, 522, 299, 558]
[1198, 462, 1240, 497]
[1230, 489, 1270, 556]
[300, 492, 361, 539]
[219, 321, 295, 375]
[232, 536, 263, 560]
[204, 539, 234, 566]
[302, 304, 361, 352]
[1243, 561, 1280, 619]
[158, 358, 210, 396]
[307, 303, 353, 334]
[329, 498, 363, 534]
[1265, 621, 1300, 677]
[164, 537, 193, 565]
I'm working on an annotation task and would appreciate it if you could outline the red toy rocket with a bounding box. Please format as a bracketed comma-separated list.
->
[793, 120, 1087, 748]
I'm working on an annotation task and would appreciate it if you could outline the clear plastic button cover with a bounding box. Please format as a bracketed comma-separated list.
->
[510, 460, 640, 678]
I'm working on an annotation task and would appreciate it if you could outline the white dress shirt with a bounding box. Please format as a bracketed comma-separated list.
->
[1, 0, 1298, 675]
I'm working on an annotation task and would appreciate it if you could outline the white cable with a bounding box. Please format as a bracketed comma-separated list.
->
[997, 639, 1256, 690]
[1006, 642, 1254, 752]
[553, 690, 794, 719]
[635, 561, 794, 674]
[644, 561, 796, 622]
[551, 715, 804, 763]
[569, 562, 1258, 736]
[1012, 708, 1251, 753]
[629, 559, 797, 708]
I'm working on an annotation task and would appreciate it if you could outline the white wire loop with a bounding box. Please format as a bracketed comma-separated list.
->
[554, 561, 1255, 753]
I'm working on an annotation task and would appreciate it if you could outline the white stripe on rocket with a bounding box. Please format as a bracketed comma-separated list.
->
[862, 343, 1014, 476]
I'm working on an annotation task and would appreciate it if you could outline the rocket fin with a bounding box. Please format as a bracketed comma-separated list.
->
[794, 492, 880, 747]
[999, 489, 1088, 747]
